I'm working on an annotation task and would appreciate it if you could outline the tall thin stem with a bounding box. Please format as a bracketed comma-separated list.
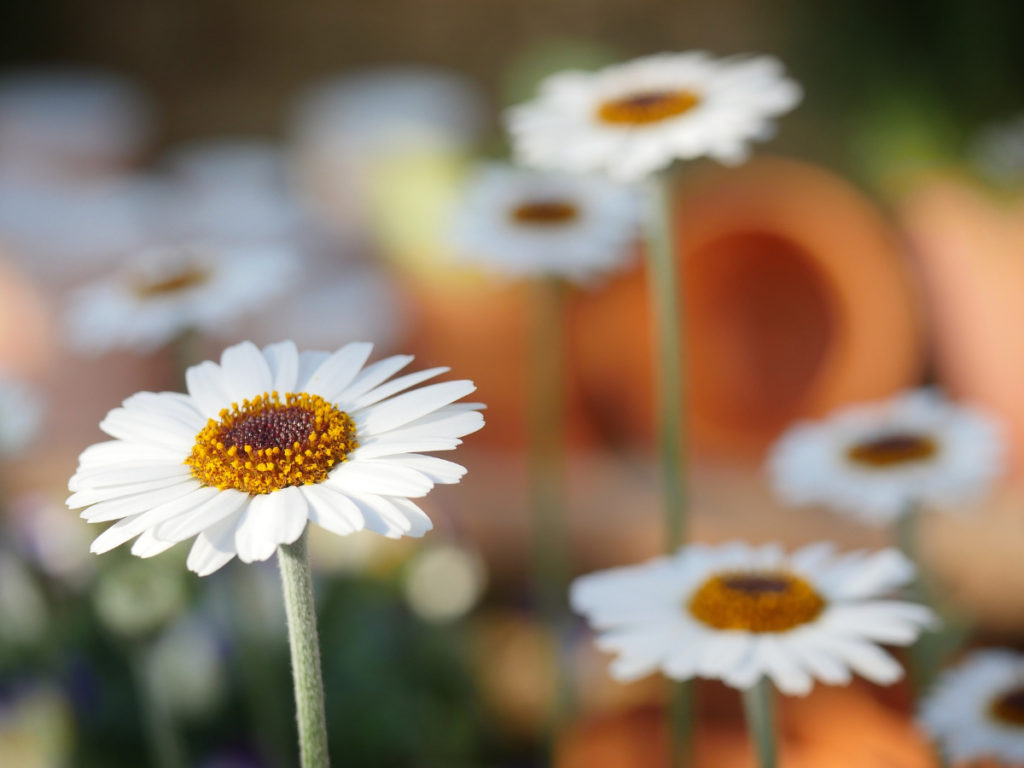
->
[278, 530, 330, 768]
[527, 277, 574, 729]
[644, 173, 693, 768]
[742, 679, 778, 768]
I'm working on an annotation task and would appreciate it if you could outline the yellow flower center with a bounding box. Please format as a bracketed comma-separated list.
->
[990, 686, 1024, 728]
[134, 266, 211, 298]
[186, 391, 357, 495]
[509, 200, 579, 226]
[846, 432, 938, 468]
[688, 571, 826, 632]
[596, 90, 701, 126]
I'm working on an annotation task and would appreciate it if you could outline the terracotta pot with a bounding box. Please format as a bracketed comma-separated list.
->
[901, 177, 1024, 473]
[569, 156, 923, 460]
[556, 685, 932, 768]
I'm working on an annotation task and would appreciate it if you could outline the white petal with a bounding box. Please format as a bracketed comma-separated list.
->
[71, 478, 199, 512]
[187, 508, 246, 576]
[100, 408, 196, 450]
[186, 361, 231, 418]
[220, 341, 273, 402]
[301, 483, 365, 536]
[131, 529, 178, 558]
[326, 461, 434, 497]
[70, 463, 191, 492]
[304, 342, 374, 400]
[335, 355, 415, 403]
[379, 455, 467, 484]
[154, 487, 250, 542]
[89, 484, 218, 553]
[78, 440, 183, 467]
[349, 366, 450, 410]
[356, 380, 477, 435]
[235, 487, 309, 563]
[263, 340, 300, 393]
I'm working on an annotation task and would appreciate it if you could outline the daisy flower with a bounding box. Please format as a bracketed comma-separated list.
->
[0, 377, 43, 454]
[65, 242, 298, 355]
[768, 389, 1005, 526]
[506, 51, 802, 182]
[918, 649, 1024, 765]
[571, 541, 935, 696]
[451, 162, 640, 282]
[68, 340, 484, 576]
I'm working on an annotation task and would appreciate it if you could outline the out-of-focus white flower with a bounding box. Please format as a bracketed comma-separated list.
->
[403, 542, 487, 623]
[146, 618, 225, 719]
[163, 138, 304, 244]
[69, 340, 485, 576]
[919, 649, 1024, 765]
[0, 377, 43, 454]
[572, 541, 935, 696]
[507, 52, 801, 182]
[10, 493, 96, 585]
[0, 69, 152, 177]
[0, 552, 49, 645]
[0, 683, 74, 768]
[768, 389, 1006, 526]
[451, 162, 640, 282]
[65, 242, 299, 355]
[92, 558, 187, 639]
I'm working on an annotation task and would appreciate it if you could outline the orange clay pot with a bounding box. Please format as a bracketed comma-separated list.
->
[568, 156, 923, 461]
[900, 177, 1024, 474]
[402, 272, 594, 451]
[556, 686, 933, 768]
[0, 251, 51, 376]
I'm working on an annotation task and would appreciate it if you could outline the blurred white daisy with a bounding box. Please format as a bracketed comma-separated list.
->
[0, 377, 43, 454]
[768, 390, 1005, 526]
[68, 340, 484, 575]
[571, 540, 935, 696]
[506, 51, 802, 182]
[918, 649, 1024, 765]
[65, 242, 298, 355]
[451, 163, 640, 282]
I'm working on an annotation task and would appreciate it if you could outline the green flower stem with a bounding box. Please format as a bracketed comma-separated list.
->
[527, 277, 574, 730]
[131, 646, 186, 768]
[742, 678, 778, 768]
[278, 530, 330, 768]
[644, 173, 693, 768]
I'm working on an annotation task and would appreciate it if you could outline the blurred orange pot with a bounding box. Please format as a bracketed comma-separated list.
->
[556, 686, 933, 768]
[901, 177, 1024, 474]
[569, 156, 923, 460]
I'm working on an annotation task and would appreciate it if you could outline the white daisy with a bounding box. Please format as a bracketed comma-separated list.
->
[0, 377, 43, 454]
[451, 162, 640, 282]
[67, 340, 484, 576]
[506, 51, 802, 182]
[571, 541, 935, 696]
[918, 649, 1024, 765]
[65, 242, 299, 355]
[768, 389, 1005, 526]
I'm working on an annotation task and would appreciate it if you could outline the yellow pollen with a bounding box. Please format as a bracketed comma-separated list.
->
[597, 89, 701, 126]
[990, 687, 1024, 728]
[185, 391, 357, 495]
[688, 571, 826, 632]
[847, 432, 938, 468]
[509, 200, 579, 225]
[133, 266, 211, 298]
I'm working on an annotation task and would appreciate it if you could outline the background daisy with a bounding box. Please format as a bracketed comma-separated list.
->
[68, 340, 484, 575]
[918, 648, 1024, 765]
[65, 242, 299, 355]
[768, 389, 1006, 525]
[506, 51, 802, 181]
[451, 162, 640, 282]
[571, 540, 935, 696]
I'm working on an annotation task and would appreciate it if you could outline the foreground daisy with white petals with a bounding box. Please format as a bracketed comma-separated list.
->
[68, 339, 484, 575]
[918, 649, 1024, 765]
[768, 389, 1005, 526]
[451, 162, 640, 282]
[571, 541, 936, 696]
[506, 51, 802, 182]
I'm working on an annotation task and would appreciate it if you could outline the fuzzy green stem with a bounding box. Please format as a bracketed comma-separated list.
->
[527, 277, 574, 730]
[644, 174, 693, 768]
[278, 530, 330, 768]
[742, 679, 777, 768]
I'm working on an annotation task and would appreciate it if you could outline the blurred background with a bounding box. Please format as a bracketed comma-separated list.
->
[3, 1, 1024, 766]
